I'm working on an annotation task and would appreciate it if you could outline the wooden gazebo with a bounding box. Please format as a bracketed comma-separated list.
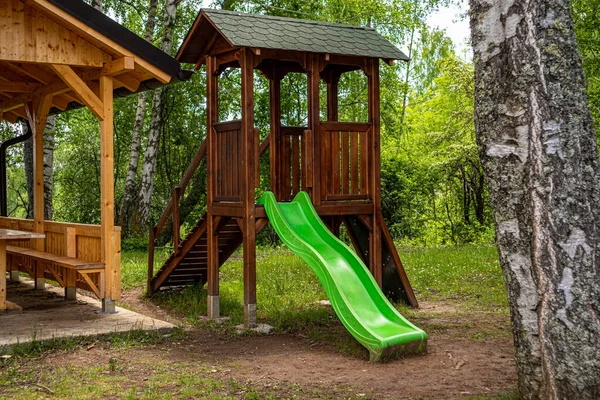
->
[148, 9, 418, 328]
[0, 0, 186, 312]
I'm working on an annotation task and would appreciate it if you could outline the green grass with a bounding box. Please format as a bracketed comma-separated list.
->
[121, 244, 509, 330]
[401, 244, 508, 312]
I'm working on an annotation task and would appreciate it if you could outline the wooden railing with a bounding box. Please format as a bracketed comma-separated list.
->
[279, 126, 309, 201]
[320, 122, 372, 202]
[148, 137, 207, 284]
[0, 217, 120, 296]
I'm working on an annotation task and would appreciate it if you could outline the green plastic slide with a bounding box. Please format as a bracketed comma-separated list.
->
[258, 191, 427, 361]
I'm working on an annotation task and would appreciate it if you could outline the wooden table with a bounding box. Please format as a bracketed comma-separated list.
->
[0, 229, 45, 312]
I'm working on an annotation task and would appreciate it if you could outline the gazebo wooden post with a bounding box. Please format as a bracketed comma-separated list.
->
[206, 55, 220, 319]
[25, 96, 52, 290]
[241, 48, 257, 328]
[367, 58, 383, 287]
[99, 75, 117, 313]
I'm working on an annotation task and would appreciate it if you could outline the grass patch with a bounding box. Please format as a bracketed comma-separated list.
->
[152, 248, 333, 332]
[400, 244, 508, 312]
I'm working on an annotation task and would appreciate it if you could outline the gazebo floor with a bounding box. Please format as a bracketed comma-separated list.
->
[0, 278, 173, 347]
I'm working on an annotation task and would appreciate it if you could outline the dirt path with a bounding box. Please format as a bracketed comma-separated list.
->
[105, 291, 517, 399]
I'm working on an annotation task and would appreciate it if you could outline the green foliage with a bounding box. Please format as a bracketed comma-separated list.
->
[572, 0, 600, 136]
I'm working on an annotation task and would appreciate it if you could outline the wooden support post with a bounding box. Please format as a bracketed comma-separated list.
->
[269, 73, 282, 199]
[367, 59, 382, 287]
[241, 48, 257, 328]
[326, 70, 340, 122]
[206, 56, 220, 319]
[99, 75, 117, 313]
[307, 54, 322, 205]
[65, 227, 77, 300]
[0, 240, 5, 311]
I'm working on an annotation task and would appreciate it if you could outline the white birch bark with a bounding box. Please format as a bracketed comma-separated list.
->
[118, 0, 159, 232]
[469, 1, 600, 398]
[136, 0, 181, 232]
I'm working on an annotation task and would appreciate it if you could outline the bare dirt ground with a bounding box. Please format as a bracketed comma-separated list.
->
[93, 289, 517, 399]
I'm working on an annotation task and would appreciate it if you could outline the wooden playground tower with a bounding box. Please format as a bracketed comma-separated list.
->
[148, 9, 418, 327]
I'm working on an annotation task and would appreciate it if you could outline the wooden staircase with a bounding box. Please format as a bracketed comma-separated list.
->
[149, 214, 244, 292]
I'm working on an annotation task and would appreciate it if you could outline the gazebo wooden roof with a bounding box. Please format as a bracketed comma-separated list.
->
[0, 0, 186, 313]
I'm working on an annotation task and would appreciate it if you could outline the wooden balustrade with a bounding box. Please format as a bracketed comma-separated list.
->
[320, 121, 372, 202]
[0, 217, 120, 297]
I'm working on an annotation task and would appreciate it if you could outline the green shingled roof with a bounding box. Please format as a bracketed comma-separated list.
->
[202, 9, 409, 61]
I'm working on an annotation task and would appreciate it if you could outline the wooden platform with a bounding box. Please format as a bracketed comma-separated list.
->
[0, 278, 173, 348]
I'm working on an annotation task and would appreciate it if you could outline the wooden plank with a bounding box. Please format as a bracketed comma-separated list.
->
[213, 119, 241, 132]
[342, 131, 350, 194]
[99, 75, 115, 299]
[351, 132, 359, 194]
[360, 129, 370, 196]
[292, 134, 300, 195]
[282, 134, 291, 199]
[332, 130, 340, 195]
[232, 128, 239, 197]
[323, 127, 331, 197]
[24, 0, 172, 83]
[368, 58, 382, 287]
[50, 64, 104, 120]
[321, 121, 371, 132]
[226, 130, 232, 197]
[0, 1, 110, 67]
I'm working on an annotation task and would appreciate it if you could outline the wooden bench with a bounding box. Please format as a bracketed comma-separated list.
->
[7, 245, 106, 300]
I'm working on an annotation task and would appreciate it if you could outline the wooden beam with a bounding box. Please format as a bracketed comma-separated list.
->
[99, 75, 115, 300]
[112, 74, 141, 92]
[50, 64, 104, 120]
[52, 94, 71, 111]
[3, 63, 56, 84]
[0, 82, 41, 93]
[101, 57, 135, 76]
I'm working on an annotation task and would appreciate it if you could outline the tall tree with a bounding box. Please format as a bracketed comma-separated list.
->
[119, 0, 159, 233]
[23, 117, 55, 220]
[136, 0, 181, 233]
[470, 0, 600, 398]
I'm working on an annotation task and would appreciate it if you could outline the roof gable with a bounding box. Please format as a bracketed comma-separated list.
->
[177, 9, 409, 64]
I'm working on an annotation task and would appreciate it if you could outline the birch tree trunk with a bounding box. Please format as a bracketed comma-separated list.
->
[469, 1, 600, 398]
[135, 0, 181, 233]
[118, 0, 159, 233]
[23, 117, 54, 220]
[43, 116, 55, 220]
[90, 0, 102, 12]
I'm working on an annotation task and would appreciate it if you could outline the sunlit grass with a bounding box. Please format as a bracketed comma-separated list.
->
[400, 244, 508, 312]
[121, 244, 509, 330]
